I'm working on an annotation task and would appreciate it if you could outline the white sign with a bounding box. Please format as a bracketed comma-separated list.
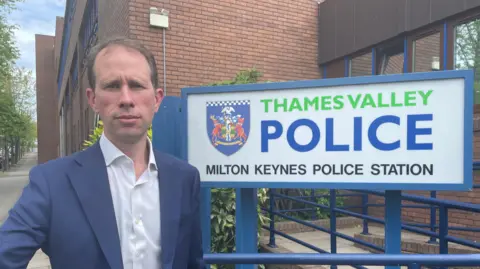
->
[184, 71, 472, 190]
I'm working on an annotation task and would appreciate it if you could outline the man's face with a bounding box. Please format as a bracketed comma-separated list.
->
[86, 45, 163, 144]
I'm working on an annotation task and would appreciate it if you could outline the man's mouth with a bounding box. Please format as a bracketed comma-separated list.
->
[117, 115, 139, 119]
[116, 115, 140, 120]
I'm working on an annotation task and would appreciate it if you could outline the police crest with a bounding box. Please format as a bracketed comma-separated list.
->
[206, 100, 250, 156]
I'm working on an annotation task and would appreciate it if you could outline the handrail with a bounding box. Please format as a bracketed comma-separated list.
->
[353, 189, 480, 212]
[265, 184, 480, 263]
[205, 253, 480, 267]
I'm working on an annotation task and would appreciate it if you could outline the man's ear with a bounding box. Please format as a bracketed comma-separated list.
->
[154, 88, 164, 113]
[86, 87, 98, 113]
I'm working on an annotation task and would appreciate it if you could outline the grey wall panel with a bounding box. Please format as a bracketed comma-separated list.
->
[335, 0, 355, 57]
[354, 0, 401, 49]
[465, 0, 480, 9]
[317, 0, 480, 64]
[354, 0, 385, 51]
[396, 0, 407, 33]
[318, 0, 337, 63]
[407, 0, 431, 31]
[378, 0, 403, 38]
[431, 0, 464, 22]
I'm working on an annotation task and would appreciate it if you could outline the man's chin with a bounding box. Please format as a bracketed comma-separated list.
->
[114, 129, 147, 143]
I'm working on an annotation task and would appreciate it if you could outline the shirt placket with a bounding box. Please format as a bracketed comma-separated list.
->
[131, 165, 147, 268]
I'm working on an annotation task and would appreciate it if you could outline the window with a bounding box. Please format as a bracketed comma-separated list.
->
[412, 32, 441, 72]
[350, 52, 372, 77]
[376, 41, 404, 75]
[454, 18, 480, 104]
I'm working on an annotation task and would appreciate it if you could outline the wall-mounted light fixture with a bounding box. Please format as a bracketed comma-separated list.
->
[149, 7, 169, 28]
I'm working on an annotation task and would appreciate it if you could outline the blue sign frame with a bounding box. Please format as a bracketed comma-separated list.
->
[181, 70, 474, 191]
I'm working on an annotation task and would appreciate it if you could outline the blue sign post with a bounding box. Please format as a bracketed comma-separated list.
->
[153, 70, 474, 269]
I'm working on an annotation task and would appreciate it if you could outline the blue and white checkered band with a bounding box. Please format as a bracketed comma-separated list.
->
[206, 99, 251, 156]
[206, 100, 251, 107]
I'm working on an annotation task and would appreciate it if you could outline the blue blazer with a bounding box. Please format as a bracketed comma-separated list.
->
[0, 142, 205, 269]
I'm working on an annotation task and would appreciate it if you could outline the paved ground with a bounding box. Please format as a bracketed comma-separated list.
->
[261, 226, 405, 269]
[0, 152, 51, 269]
[0, 152, 37, 222]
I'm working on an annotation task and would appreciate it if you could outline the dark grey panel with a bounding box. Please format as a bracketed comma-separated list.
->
[317, 0, 480, 65]
[318, 0, 337, 63]
[465, 0, 480, 9]
[335, 0, 355, 57]
[354, 0, 400, 50]
[407, 0, 431, 31]
[431, 0, 464, 22]
[354, 0, 382, 50]
[396, 0, 407, 33]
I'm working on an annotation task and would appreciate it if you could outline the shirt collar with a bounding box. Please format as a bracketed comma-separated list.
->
[99, 132, 157, 171]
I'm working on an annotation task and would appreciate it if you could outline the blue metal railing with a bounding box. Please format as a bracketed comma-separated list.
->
[265, 190, 480, 249]
[205, 253, 480, 268]
[261, 162, 480, 269]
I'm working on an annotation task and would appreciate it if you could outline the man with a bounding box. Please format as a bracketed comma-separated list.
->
[0, 37, 204, 269]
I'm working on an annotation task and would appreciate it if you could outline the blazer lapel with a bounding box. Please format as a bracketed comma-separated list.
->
[68, 142, 123, 269]
[156, 151, 181, 268]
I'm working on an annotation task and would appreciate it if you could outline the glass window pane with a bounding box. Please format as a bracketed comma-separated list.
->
[413, 32, 441, 72]
[350, 52, 372, 77]
[455, 18, 480, 104]
[376, 41, 404, 75]
[382, 53, 404, 74]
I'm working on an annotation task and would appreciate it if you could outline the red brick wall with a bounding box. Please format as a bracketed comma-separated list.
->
[128, 0, 321, 96]
[35, 35, 60, 164]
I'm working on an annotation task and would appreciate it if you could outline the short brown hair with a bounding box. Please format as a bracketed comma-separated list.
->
[86, 36, 159, 89]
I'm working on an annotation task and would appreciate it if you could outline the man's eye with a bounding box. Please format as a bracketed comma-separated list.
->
[104, 82, 120, 89]
[129, 82, 145, 89]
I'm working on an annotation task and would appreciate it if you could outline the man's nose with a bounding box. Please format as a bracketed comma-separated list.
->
[118, 85, 134, 107]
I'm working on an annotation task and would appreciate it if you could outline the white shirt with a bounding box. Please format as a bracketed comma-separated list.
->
[99, 133, 161, 269]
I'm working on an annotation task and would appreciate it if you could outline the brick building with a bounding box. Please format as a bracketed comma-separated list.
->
[35, 0, 479, 242]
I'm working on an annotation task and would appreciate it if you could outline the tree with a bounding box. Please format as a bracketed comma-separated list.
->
[454, 19, 480, 103]
[0, 0, 29, 170]
[0, 67, 37, 168]
[0, 0, 21, 91]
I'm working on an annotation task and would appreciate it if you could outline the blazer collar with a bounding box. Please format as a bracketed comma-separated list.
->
[70, 142, 182, 269]
[69, 142, 124, 269]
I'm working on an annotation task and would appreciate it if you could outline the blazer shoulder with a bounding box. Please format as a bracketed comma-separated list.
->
[29, 148, 90, 181]
[31, 154, 76, 175]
